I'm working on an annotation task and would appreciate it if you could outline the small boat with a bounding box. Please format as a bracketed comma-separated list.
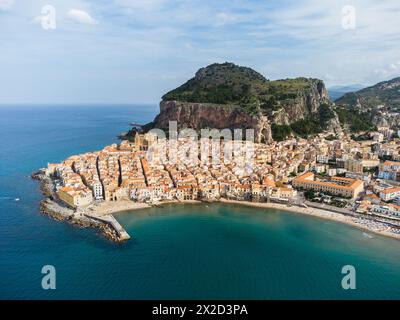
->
[14, 198, 20, 202]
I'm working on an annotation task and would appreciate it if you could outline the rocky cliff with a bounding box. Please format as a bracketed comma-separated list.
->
[146, 101, 272, 142]
[140, 62, 341, 141]
[334, 76, 400, 130]
[267, 79, 329, 124]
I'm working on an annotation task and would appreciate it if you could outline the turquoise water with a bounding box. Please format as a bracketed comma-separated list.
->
[1, 105, 400, 299]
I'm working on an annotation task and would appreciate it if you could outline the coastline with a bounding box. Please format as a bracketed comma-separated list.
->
[87, 200, 151, 217]
[33, 169, 400, 241]
[218, 199, 400, 240]
[81, 197, 400, 241]
[33, 169, 205, 241]
[84, 199, 203, 218]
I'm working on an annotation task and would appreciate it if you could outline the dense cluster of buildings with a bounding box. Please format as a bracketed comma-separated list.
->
[46, 135, 301, 208]
[378, 160, 400, 181]
[44, 126, 400, 221]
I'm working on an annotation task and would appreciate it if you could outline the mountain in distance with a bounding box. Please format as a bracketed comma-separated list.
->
[335, 77, 400, 110]
[328, 84, 366, 101]
[142, 62, 342, 142]
[334, 76, 400, 129]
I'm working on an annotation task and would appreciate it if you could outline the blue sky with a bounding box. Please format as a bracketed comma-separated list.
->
[1, 0, 400, 104]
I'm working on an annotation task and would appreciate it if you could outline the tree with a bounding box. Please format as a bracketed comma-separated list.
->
[304, 189, 315, 200]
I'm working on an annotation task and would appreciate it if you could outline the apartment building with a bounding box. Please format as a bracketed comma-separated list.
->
[292, 172, 364, 199]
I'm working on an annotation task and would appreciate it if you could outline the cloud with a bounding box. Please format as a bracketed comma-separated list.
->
[113, 0, 167, 11]
[31, 16, 43, 24]
[215, 12, 236, 27]
[1, 0, 400, 103]
[374, 61, 400, 78]
[67, 9, 98, 25]
[0, 0, 14, 10]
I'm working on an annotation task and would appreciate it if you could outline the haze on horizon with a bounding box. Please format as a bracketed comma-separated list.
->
[1, 0, 400, 104]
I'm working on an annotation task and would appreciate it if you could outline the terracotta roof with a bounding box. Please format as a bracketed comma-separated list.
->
[384, 160, 400, 166]
[380, 187, 400, 194]
[294, 172, 363, 191]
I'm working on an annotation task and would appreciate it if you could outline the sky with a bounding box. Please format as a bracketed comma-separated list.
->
[1, 0, 400, 104]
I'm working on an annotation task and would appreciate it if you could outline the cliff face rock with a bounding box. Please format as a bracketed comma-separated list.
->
[141, 62, 340, 141]
[149, 101, 272, 142]
[372, 112, 400, 128]
[325, 112, 343, 135]
[269, 79, 330, 126]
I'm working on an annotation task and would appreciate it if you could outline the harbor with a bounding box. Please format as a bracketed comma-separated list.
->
[84, 213, 131, 241]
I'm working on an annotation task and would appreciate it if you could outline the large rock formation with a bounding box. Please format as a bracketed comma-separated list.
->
[267, 79, 330, 125]
[146, 101, 272, 142]
[140, 62, 340, 141]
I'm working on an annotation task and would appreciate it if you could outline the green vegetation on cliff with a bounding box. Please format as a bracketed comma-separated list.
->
[162, 62, 325, 112]
[335, 77, 400, 110]
[335, 106, 376, 132]
[271, 123, 292, 141]
[271, 104, 335, 140]
[162, 62, 266, 104]
[159, 62, 342, 141]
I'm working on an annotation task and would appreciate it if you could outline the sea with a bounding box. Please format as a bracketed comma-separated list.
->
[0, 104, 400, 300]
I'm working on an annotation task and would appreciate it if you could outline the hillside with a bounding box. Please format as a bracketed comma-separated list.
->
[162, 62, 330, 116]
[334, 77, 400, 130]
[162, 62, 267, 105]
[142, 62, 342, 142]
[335, 77, 400, 110]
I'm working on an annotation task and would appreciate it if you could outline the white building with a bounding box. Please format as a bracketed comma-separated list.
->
[327, 168, 337, 176]
[316, 155, 330, 164]
[371, 204, 400, 217]
[313, 164, 326, 174]
[379, 187, 400, 202]
[92, 181, 103, 200]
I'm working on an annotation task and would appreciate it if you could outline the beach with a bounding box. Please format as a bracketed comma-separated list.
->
[218, 199, 400, 240]
[84, 199, 203, 216]
[71, 195, 400, 241]
[85, 200, 151, 216]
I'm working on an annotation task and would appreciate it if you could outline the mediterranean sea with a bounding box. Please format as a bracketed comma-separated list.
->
[1, 104, 400, 299]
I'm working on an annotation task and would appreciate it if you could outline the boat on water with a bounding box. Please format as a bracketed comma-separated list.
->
[0, 197, 19, 202]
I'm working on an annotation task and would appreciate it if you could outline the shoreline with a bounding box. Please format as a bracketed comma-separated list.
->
[85, 199, 203, 217]
[85, 197, 400, 241]
[218, 199, 400, 240]
[33, 170, 400, 241]
[87, 200, 152, 216]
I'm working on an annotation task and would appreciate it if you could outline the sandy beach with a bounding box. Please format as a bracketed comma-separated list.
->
[218, 199, 400, 240]
[85, 200, 151, 216]
[80, 196, 400, 240]
[85, 199, 202, 216]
